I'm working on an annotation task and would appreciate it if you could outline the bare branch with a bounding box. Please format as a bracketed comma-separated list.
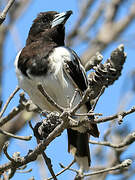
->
[83, 159, 132, 177]
[0, 115, 68, 173]
[67, 0, 95, 43]
[46, 160, 75, 180]
[72, 0, 105, 47]
[70, 89, 79, 108]
[16, 168, 32, 174]
[0, 0, 15, 25]
[0, 92, 39, 127]
[37, 83, 64, 112]
[42, 152, 57, 180]
[105, 0, 125, 22]
[74, 112, 102, 117]
[81, 3, 135, 66]
[71, 87, 90, 114]
[0, 104, 24, 127]
[29, 121, 57, 180]
[0, 128, 32, 141]
[0, 86, 20, 118]
[89, 132, 135, 148]
[94, 106, 135, 124]
[82, 0, 105, 33]
[91, 86, 105, 111]
[3, 142, 15, 162]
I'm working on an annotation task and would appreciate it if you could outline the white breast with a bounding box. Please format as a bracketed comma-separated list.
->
[15, 47, 88, 131]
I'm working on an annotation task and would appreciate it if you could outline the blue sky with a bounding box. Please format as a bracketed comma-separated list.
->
[1, 1, 135, 180]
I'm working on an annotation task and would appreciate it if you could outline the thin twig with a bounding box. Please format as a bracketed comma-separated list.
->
[91, 86, 106, 111]
[69, 117, 90, 128]
[71, 88, 90, 114]
[94, 106, 135, 124]
[0, 103, 24, 127]
[47, 159, 75, 180]
[28, 120, 34, 130]
[0, 86, 20, 118]
[83, 159, 132, 177]
[74, 113, 102, 117]
[0, 111, 69, 174]
[89, 132, 135, 148]
[0, 128, 32, 141]
[82, 0, 105, 35]
[67, 0, 95, 43]
[3, 142, 15, 162]
[0, 0, 15, 25]
[70, 89, 79, 108]
[58, 162, 78, 174]
[42, 152, 58, 180]
[29, 120, 58, 180]
[16, 169, 32, 173]
[0, 92, 38, 127]
[37, 83, 64, 112]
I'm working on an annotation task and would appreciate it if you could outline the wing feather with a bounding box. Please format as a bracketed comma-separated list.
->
[63, 48, 88, 92]
[64, 48, 99, 137]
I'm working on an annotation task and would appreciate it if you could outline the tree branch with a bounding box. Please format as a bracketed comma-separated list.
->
[89, 132, 135, 148]
[0, 86, 20, 118]
[0, 0, 15, 25]
[46, 160, 75, 180]
[0, 128, 32, 141]
[94, 106, 135, 124]
[83, 159, 132, 177]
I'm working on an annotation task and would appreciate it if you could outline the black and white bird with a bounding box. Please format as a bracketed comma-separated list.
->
[14, 10, 99, 172]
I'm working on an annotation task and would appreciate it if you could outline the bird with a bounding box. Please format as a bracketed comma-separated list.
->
[14, 10, 99, 172]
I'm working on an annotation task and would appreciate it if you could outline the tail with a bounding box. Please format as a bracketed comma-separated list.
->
[67, 128, 90, 172]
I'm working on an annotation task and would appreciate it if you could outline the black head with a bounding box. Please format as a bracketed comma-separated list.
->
[26, 10, 72, 45]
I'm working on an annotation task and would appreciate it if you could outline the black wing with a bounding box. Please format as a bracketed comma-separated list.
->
[64, 48, 99, 137]
[64, 48, 88, 92]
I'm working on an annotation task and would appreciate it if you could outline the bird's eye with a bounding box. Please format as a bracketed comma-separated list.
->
[42, 17, 47, 23]
[42, 16, 50, 24]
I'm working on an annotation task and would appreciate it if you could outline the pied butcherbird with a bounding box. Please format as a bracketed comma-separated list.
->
[14, 10, 99, 172]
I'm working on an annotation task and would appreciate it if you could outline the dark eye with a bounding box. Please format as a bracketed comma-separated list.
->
[42, 16, 48, 23]
[42, 15, 52, 24]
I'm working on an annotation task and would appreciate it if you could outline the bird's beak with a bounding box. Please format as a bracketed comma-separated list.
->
[51, 10, 72, 28]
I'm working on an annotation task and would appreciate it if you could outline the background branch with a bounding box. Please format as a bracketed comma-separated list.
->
[0, 0, 135, 179]
[0, 0, 15, 25]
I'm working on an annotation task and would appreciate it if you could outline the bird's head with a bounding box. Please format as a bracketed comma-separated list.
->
[26, 10, 72, 45]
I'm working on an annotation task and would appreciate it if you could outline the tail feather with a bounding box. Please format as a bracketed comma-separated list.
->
[88, 121, 100, 138]
[67, 128, 90, 171]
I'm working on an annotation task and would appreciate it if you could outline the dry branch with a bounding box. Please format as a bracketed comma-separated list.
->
[81, 2, 135, 66]
[94, 106, 135, 124]
[0, 128, 32, 141]
[67, 0, 95, 43]
[0, 0, 15, 25]
[89, 132, 135, 148]
[83, 159, 132, 177]
[1, 1, 135, 179]
[46, 160, 75, 180]
[0, 86, 20, 118]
